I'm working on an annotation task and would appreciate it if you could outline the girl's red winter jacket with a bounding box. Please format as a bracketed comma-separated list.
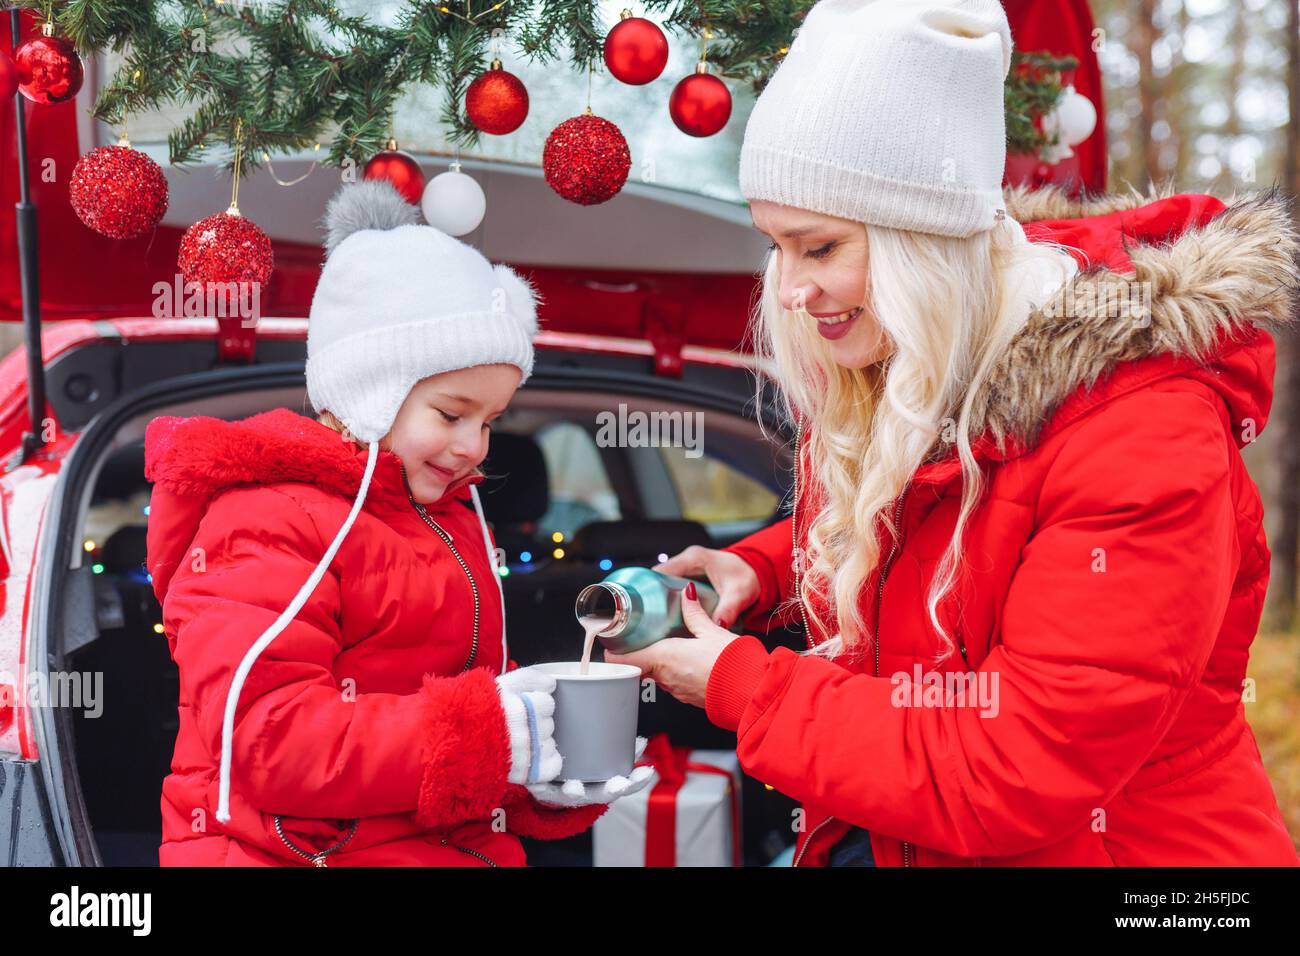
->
[705, 188, 1300, 867]
[144, 407, 604, 866]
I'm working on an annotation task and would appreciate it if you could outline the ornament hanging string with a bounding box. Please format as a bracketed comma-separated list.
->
[261, 145, 319, 187]
[117, 67, 142, 147]
[437, 0, 512, 25]
[229, 119, 244, 215]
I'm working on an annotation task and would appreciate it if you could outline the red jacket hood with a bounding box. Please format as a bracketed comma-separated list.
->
[143, 407, 485, 605]
[907, 186, 1296, 486]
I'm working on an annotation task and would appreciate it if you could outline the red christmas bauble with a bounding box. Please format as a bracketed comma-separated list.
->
[14, 34, 83, 105]
[363, 149, 425, 204]
[669, 70, 732, 137]
[0, 50, 18, 101]
[543, 113, 631, 206]
[69, 144, 169, 239]
[178, 211, 274, 313]
[466, 62, 529, 135]
[603, 14, 669, 85]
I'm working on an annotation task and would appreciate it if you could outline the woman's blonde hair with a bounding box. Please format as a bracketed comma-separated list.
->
[752, 216, 1079, 665]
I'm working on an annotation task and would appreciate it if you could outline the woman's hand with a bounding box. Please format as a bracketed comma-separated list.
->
[604, 582, 738, 708]
[653, 546, 761, 632]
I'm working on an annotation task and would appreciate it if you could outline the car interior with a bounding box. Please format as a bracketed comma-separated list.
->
[62, 381, 804, 866]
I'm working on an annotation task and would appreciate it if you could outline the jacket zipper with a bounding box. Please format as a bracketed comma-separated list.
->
[404, 469, 498, 866]
[274, 816, 358, 867]
[791, 417, 814, 649]
[440, 836, 498, 866]
[792, 814, 833, 867]
[404, 465, 480, 672]
[790, 415, 913, 866]
[789, 417, 825, 867]
[874, 490, 911, 867]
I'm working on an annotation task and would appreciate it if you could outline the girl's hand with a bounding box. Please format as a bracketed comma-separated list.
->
[654, 546, 761, 632]
[604, 582, 738, 709]
[495, 667, 563, 785]
[528, 736, 656, 807]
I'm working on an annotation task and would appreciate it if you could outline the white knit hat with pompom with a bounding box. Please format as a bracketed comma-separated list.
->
[214, 178, 531, 824]
[305, 178, 540, 445]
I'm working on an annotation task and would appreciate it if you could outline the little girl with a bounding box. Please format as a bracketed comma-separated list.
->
[145, 180, 652, 866]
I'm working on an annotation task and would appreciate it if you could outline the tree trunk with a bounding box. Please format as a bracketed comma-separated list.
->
[1264, 0, 1300, 633]
[1134, 0, 1162, 185]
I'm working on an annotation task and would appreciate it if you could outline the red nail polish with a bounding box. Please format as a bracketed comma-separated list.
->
[685, 581, 697, 600]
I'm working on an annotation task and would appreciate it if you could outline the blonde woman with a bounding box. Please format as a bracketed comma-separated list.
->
[605, 0, 1299, 866]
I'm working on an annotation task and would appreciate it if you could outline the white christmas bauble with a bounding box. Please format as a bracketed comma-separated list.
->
[1058, 86, 1098, 146]
[1038, 86, 1099, 165]
[421, 165, 486, 236]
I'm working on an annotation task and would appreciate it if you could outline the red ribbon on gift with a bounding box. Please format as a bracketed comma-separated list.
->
[635, 732, 743, 867]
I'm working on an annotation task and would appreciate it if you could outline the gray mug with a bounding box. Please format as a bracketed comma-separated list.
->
[533, 662, 641, 783]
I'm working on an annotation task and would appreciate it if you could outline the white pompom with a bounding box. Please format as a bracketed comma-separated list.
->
[493, 263, 541, 335]
[323, 179, 419, 256]
[421, 165, 486, 236]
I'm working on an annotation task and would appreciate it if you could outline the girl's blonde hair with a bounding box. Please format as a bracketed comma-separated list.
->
[314, 407, 491, 487]
[752, 216, 1078, 665]
[315, 409, 395, 454]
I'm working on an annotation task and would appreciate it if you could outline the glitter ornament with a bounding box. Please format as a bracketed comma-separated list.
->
[177, 210, 274, 312]
[466, 60, 529, 135]
[543, 112, 631, 206]
[70, 141, 169, 239]
[0, 49, 18, 101]
[363, 141, 425, 204]
[14, 24, 84, 105]
[669, 65, 732, 137]
[603, 11, 668, 86]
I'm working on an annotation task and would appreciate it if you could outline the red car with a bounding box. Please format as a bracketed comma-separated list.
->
[0, 215, 806, 867]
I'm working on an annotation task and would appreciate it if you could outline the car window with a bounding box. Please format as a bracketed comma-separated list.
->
[657, 447, 780, 528]
[535, 422, 621, 540]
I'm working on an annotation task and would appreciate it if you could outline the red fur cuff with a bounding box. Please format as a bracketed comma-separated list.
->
[415, 668, 512, 829]
[499, 784, 609, 840]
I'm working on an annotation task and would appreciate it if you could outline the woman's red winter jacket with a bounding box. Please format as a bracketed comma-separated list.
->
[144, 408, 604, 866]
[705, 188, 1300, 867]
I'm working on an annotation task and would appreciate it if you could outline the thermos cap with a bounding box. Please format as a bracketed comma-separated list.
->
[575, 581, 631, 638]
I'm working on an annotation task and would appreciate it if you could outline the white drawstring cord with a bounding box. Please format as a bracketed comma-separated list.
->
[469, 483, 509, 675]
[215, 439, 379, 823]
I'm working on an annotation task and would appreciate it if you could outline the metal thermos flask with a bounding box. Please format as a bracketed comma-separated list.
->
[574, 567, 723, 654]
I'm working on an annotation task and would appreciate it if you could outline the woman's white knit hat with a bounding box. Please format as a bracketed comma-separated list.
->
[739, 0, 1013, 237]
[305, 178, 540, 444]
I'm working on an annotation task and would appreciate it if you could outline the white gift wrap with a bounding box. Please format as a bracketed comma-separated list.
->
[593, 748, 742, 867]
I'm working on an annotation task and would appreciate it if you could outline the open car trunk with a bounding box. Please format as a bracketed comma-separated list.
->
[34, 329, 802, 865]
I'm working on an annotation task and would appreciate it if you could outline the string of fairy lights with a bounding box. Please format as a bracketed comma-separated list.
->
[81, 519, 672, 636]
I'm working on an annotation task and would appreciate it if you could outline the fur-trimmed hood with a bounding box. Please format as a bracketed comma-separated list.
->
[942, 184, 1299, 465]
[143, 408, 487, 607]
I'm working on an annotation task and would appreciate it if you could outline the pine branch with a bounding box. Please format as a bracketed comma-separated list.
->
[15, 0, 1077, 175]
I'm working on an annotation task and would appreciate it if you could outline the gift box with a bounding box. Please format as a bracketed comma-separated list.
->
[593, 733, 743, 866]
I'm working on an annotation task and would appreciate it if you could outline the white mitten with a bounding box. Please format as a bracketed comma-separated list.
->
[494, 667, 563, 785]
[527, 735, 655, 808]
